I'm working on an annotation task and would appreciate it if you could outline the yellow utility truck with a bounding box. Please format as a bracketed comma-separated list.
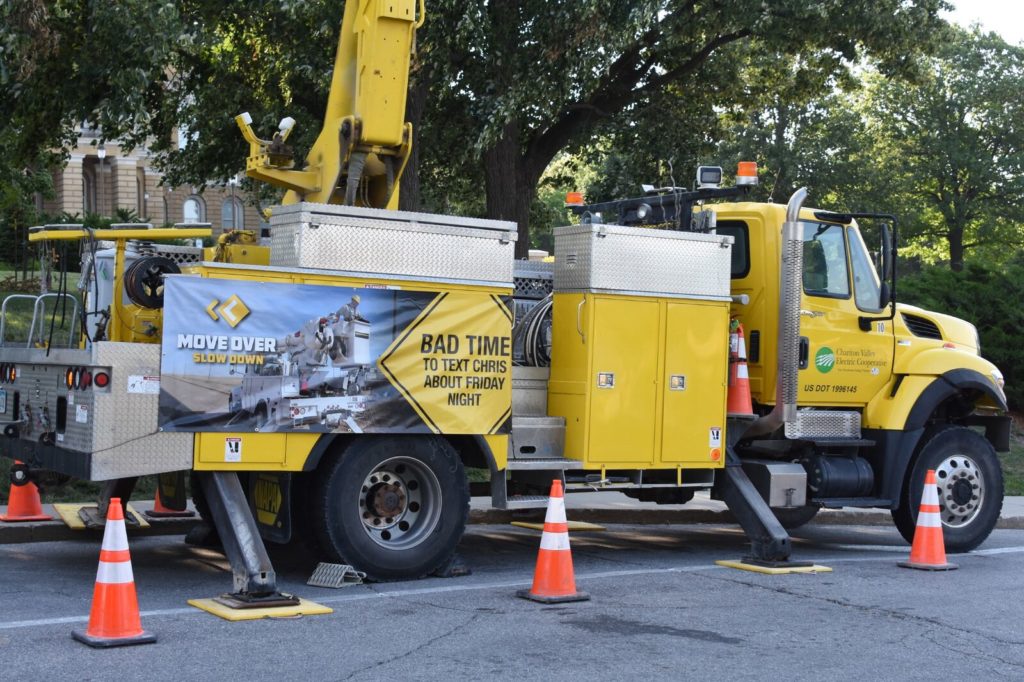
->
[0, 0, 1008, 605]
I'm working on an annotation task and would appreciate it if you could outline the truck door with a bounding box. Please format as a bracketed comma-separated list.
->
[796, 221, 893, 405]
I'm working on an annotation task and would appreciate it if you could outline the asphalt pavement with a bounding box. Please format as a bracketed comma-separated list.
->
[2, 522, 1024, 680]
[2, 491, 1023, 543]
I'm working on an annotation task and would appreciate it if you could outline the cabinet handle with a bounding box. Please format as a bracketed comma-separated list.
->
[576, 295, 586, 344]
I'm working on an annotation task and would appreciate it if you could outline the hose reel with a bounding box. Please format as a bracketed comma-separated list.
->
[124, 256, 180, 309]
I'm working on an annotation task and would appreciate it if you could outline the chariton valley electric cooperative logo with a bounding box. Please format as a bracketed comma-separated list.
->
[815, 347, 836, 373]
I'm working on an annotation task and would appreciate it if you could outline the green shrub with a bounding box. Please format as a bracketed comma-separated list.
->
[899, 259, 1024, 408]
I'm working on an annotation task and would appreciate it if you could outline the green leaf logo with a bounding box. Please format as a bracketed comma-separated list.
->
[815, 347, 836, 373]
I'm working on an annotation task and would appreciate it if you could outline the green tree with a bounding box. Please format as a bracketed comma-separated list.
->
[869, 28, 1024, 271]
[2, 0, 951, 260]
[419, 0, 948, 256]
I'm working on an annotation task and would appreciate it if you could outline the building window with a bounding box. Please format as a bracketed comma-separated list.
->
[221, 197, 244, 230]
[183, 195, 205, 223]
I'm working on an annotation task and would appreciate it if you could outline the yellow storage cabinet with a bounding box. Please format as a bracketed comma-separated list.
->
[660, 300, 730, 465]
[548, 293, 730, 469]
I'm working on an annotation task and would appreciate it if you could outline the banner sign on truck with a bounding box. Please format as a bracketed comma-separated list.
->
[158, 276, 512, 435]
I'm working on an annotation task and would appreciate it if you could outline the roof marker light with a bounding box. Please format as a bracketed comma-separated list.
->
[736, 161, 758, 186]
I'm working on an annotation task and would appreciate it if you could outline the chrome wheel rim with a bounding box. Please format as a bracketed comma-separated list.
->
[934, 454, 984, 528]
[357, 456, 442, 550]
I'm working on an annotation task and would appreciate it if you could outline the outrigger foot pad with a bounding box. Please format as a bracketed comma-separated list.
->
[77, 505, 143, 529]
[212, 591, 301, 610]
[740, 557, 814, 569]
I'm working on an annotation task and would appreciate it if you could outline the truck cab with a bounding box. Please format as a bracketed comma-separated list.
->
[714, 200, 1008, 550]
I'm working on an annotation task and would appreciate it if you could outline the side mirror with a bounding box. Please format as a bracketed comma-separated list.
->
[878, 281, 891, 309]
[879, 223, 893, 280]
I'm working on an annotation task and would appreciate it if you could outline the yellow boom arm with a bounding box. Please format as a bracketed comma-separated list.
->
[237, 0, 423, 209]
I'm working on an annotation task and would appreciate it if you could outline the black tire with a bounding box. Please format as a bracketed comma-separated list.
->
[773, 504, 821, 530]
[190, 470, 212, 524]
[311, 436, 469, 581]
[892, 425, 1003, 553]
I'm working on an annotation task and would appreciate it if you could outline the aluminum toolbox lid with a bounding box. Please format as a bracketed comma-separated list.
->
[270, 202, 518, 241]
[553, 222, 734, 299]
[554, 222, 733, 244]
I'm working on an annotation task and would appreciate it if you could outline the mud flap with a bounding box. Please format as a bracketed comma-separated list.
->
[248, 472, 292, 544]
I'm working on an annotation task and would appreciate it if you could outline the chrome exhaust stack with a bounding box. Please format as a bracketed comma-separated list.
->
[742, 187, 807, 439]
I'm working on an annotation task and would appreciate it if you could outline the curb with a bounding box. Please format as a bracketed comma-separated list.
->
[468, 508, 1024, 531]
[1, 507, 1021, 545]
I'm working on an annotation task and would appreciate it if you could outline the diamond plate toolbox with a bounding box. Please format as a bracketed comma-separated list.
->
[553, 224, 733, 299]
[270, 203, 517, 284]
[0, 343, 191, 480]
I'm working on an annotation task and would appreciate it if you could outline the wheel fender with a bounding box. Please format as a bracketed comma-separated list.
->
[903, 369, 1007, 431]
[878, 368, 1008, 506]
[301, 433, 505, 475]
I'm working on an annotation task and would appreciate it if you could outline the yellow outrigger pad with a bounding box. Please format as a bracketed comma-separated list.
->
[511, 520, 607, 532]
[188, 597, 333, 621]
[52, 503, 150, 529]
[715, 559, 832, 574]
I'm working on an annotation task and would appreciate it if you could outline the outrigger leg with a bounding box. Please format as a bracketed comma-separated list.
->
[195, 472, 299, 608]
[714, 448, 805, 567]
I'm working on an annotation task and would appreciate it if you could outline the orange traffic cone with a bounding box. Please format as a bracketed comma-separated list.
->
[899, 470, 958, 571]
[72, 498, 156, 647]
[517, 480, 590, 603]
[727, 320, 754, 415]
[148, 488, 194, 517]
[1, 461, 52, 522]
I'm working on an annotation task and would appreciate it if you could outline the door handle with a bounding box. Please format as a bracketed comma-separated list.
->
[798, 337, 809, 370]
[576, 295, 586, 344]
[800, 309, 823, 318]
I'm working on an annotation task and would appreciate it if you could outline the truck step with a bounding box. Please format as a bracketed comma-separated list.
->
[784, 410, 861, 440]
[815, 497, 892, 509]
[510, 416, 565, 460]
[506, 458, 579, 470]
[800, 437, 875, 448]
[504, 495, 551, 510]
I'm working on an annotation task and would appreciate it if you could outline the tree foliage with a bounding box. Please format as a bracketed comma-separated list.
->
[0, 1, 952, 259]
[900, 259, 1024, 408]
[869, 28, 1024, 271]
[417, 0, 950, 255]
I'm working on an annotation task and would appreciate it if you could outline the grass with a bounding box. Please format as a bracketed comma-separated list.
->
[1004, 415, 1024, 495]
[1, 271, 82, 345]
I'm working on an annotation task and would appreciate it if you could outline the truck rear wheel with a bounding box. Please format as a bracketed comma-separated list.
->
[892, 425, 1003, 552]
[311, 436, 469, 581]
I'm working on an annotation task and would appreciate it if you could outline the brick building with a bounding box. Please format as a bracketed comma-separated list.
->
[39, 126, 264, 236]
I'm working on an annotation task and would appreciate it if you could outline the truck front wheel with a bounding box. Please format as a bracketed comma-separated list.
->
[311, 436, 469, 581]
[892, 425, 1003, 553]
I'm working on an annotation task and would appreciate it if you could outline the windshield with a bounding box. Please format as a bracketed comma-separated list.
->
[847, 226, 882, 311]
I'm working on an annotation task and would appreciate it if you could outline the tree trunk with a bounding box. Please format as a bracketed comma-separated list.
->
[398, 70, 430, 213]
[483, 122, 532, 259]
[948, 223, 965, 271]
